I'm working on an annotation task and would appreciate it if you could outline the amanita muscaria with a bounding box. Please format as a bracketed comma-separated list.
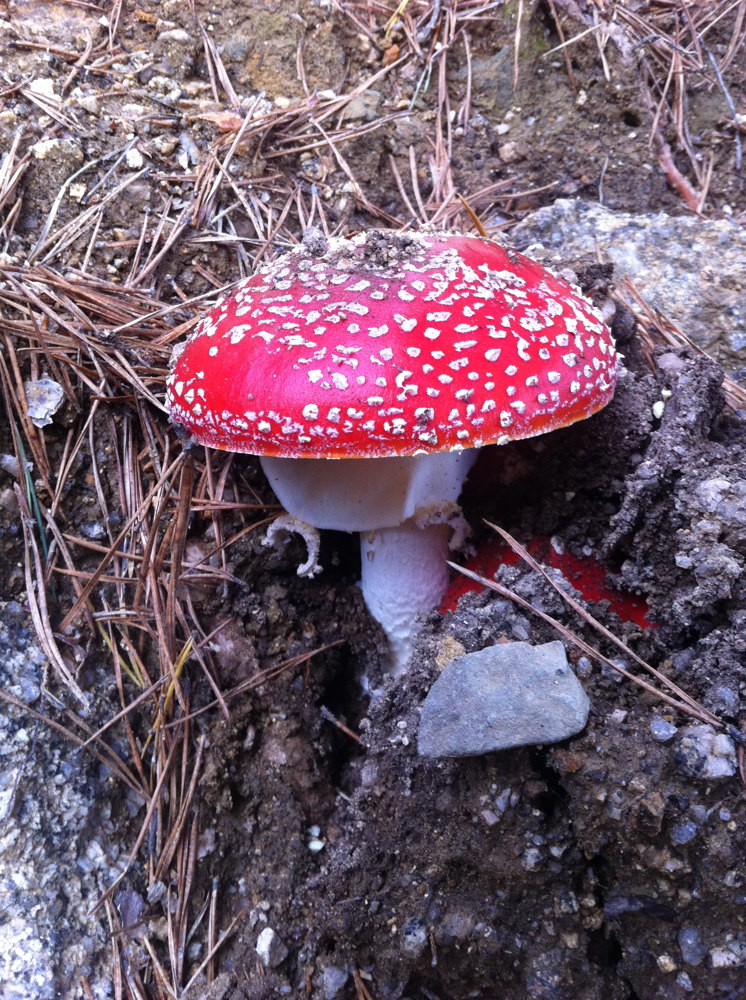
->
[166, 229, 619, 672]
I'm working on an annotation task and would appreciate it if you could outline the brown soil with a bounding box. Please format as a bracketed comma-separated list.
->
[0, 2, 745, 999]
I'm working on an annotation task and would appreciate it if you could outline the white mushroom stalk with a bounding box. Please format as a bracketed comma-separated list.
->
[359, 521, 453, 674]
[166, 229, 619, 675]
[261, 450, 477, 674]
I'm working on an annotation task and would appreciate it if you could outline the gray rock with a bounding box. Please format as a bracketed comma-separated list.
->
[321, 965, 350, 999]
[675, 725, 737, 778]
[256, 926, 288, 968]
[0, 605, 113, 998]
[650, 715, 678, 742]
[418, 641, 589, 758]
[157, 28, 194, 44]
[400, 917, 428, 958]
[710, 940, 746, 968]
[511, 199, 746, 370]
[703, 684, 738, 716]
[678, 927, 708, 966]
[671, 820, 698, 845]
[221, 36, 250, 62]
[341, 90, 382, 122]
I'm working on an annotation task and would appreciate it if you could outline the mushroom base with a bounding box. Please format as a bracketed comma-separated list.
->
[360, 519, 451, 676]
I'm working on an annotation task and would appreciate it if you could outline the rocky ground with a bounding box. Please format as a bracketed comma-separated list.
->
[0, 1, 745, 999]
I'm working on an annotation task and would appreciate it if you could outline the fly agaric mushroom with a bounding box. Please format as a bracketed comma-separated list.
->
[166, 229, 619, 673]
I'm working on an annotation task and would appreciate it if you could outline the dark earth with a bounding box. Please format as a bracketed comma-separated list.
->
[0, 1, 745, 998]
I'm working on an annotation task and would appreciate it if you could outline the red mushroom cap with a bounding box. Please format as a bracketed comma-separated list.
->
[166, 230, 618, 459]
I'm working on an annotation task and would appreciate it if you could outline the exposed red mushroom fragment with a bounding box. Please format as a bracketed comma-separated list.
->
[166, 229, 620, 672]
[440, 534, 651, 628]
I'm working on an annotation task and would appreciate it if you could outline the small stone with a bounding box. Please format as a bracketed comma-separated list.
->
[28, 78, 60, 101]
[671, 821, 698, 845]
[122, 103, 149, 120]
[158, 28, 193, 44]
[498, 140, 524, 163]
[307, 824, 325, 853]
[30, 139, 60, 160]
[75, 93, 100, 114]
[0, 486, 18, 511]
[24, 378, 65, 428]
[703, 684, 738, 715]
[152, 135, 178, 156]
[221, 36, 250, 61]
[439, 910, 474, 941]
[575, 655, 592, 678]
[418, 641, 589, 758]
[400, 917, 427, 957]
[341, 90, 381, 121]
[125, 147, 145, 170]
[322, 965, 350, 999]
[495, 787, 513, 813]
[710, 941, 746, 967]
[0, 454, 23, 478]
[256, 927, 288, 968]
[556, 890, 579, 915]
[521, 847, 543, 871]
[678, 926, 707, 966]
[650, 715, 678, 742]
[676, 725, 737, 778]
[435, 634, 466, 670]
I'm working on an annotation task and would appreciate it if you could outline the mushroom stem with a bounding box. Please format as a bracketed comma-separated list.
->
[360, 519, 451, 676]
[259, 452, 478, 673]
